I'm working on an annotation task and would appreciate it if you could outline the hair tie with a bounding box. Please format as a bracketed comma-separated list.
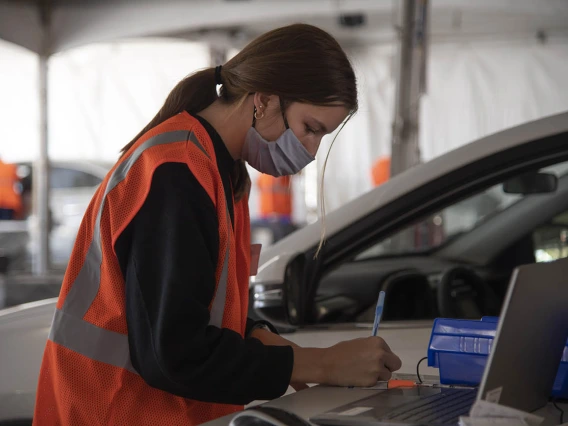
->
[214, 65, 223, 85]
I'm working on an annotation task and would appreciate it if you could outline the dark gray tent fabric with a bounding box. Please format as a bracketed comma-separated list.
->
[2, 0, 568, 55]
[0, 0, 392, 54]
[0, 2, 44, 53]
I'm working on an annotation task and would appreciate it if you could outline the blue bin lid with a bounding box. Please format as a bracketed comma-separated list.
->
[428, 317, 568, 367]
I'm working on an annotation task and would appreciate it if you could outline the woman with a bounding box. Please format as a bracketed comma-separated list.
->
[33, 24, 401, 425]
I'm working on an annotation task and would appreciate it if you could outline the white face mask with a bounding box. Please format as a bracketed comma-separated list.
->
[241, 104, 315, 177]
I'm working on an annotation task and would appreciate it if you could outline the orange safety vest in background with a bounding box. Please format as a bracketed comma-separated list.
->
[33, 113, 251, 425]
[371, 156, 391, 187]
[0, 159, 22, 217]
[258, 174, 292, 218]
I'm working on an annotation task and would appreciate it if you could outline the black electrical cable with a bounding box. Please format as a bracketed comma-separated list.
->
[416, 356, 428, 384]
[552, 399, 564, 424]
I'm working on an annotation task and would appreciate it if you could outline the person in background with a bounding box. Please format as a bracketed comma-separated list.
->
[254, 174, 297, 244]
[258, 174, 292, 220]
[0, 156, 22, 220]
[34, 24, 402, 425]
[372, 156, 391, 187]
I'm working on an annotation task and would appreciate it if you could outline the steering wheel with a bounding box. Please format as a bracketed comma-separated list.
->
[437, 267, 488, 319]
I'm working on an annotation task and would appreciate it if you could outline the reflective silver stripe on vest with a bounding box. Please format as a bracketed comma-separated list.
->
[188, 131, 210, 159]
[50, 128, 232, 370]
[49, 308, 137, 373]
[208, 206, 231, 328]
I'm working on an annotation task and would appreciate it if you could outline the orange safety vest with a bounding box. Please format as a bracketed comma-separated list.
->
[33, 112, 251, 425]
[0, 159, 22, 216]
[258, 174, 292, 218]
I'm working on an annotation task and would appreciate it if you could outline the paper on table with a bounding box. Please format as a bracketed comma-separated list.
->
[458, 400, 544, 426]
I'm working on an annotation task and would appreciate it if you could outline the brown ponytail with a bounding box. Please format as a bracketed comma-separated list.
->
[120, 67, 251, 201]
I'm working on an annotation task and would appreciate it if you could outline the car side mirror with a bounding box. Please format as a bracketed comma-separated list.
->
[283, 254, 307, 326]
[503, 172, 558, 195]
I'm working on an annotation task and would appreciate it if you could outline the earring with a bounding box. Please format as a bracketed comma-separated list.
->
[254, 106, 265, 120]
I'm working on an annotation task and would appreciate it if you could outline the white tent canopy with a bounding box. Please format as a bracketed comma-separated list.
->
[2, 0, 568, 54]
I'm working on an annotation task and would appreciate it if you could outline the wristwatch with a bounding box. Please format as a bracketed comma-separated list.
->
[248, 321, 278, 337]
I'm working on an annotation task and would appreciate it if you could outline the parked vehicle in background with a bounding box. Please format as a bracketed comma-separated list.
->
[15, 161, 111, 268]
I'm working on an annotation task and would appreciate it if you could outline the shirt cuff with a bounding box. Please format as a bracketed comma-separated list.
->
[250, 343, 294, 400]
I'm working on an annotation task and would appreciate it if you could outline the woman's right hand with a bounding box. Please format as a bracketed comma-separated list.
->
[291, 336, 402, 388]
[320, 337, 402, 387]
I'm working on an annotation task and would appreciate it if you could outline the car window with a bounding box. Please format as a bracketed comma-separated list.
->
[50, 167, 102, 189]
[357, 160, 568, 260]
[533, 210, 568, 263]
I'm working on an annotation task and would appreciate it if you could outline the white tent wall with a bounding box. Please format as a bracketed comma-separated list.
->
[0, 38, 209, 163]
[48, 40, 209, 161]
[422, 36, 568, 160]
[0, 41, 39, 161]
[315, 44, 395, 217]
[317, 35, 568, 214]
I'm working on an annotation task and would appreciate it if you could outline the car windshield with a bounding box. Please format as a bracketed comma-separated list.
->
[356, 161, 568, 260]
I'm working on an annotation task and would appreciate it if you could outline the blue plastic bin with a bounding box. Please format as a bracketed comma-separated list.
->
[427, 317, 568, 398]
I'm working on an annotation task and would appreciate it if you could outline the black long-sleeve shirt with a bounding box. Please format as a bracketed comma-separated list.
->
[113, 115, 294, 405]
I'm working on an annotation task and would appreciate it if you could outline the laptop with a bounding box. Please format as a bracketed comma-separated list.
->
[311, 257, 568, 426]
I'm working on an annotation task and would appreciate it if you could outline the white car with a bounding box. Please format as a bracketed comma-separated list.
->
[1, 112, 568, 424]
[14, 161, 110, 268]
[251, 111, 568, 328]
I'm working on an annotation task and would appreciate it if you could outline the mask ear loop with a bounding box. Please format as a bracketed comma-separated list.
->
[280, 98, 290, 130]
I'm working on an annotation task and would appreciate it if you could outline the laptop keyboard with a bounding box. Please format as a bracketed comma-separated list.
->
[380, 388, 477, 425]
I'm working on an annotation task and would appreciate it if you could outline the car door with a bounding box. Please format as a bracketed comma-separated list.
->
[269, 123, 568, 329]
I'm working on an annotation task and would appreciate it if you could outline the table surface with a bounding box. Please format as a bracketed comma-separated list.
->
[203, 324, 567, 425]
[204, 384, 567, 426]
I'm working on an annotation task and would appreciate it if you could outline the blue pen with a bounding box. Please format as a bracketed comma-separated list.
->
[346, 293, 386, 390]
[372, 291, 385, 336]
